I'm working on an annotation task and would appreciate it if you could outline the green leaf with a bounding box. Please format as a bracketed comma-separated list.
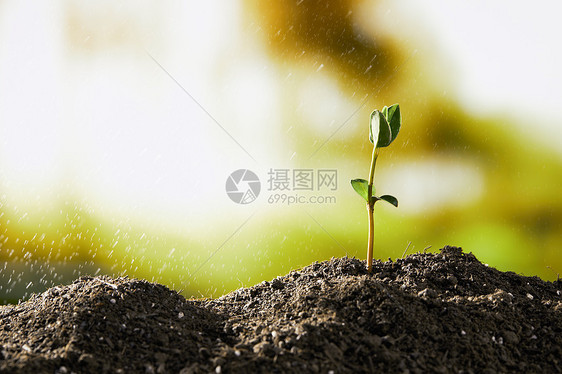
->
[385, 104, 401, 145]
[379, 194, 398, 207]
[368, 110, 378, 144]
[382, 105, 389, 121]
[350, 179, 370, 202]
[370, 110, 391, 148]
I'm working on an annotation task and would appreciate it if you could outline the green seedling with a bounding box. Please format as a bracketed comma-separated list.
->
[351, 104, 401, 272]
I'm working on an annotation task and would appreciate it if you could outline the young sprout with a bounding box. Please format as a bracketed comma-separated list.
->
[351, 104, 402, 272]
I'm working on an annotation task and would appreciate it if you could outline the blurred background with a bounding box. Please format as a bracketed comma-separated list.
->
[1, 0, 561, 303]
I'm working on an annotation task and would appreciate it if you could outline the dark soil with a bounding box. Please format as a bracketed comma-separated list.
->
[1, 246, 561, 373]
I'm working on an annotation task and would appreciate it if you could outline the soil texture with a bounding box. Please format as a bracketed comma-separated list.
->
[1, 246, 561, 373]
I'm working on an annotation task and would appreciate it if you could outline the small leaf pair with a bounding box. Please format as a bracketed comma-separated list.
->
[350, 179, 398, 207]
[369, 104, 401, 148]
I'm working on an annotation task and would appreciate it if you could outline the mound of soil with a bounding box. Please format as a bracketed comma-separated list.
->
[1, 246, 561, 373]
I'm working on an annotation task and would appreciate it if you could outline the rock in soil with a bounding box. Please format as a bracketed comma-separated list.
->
[1, 246, 561, 373]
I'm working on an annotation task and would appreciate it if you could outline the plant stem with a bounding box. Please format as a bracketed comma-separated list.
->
[368, 147, 378, 191]
[366, 147, 379, 272]
[366, 201, 374, 272]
